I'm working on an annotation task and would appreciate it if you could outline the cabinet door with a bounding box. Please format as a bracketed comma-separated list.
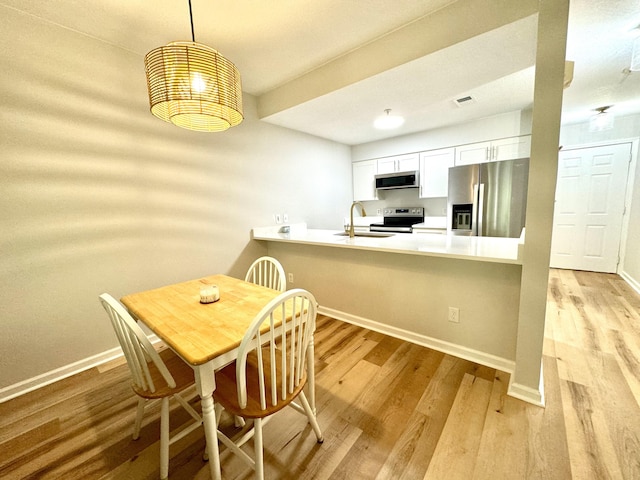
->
[377, 153, 419, 173]
[454, 141, 491, 165]
[352, 160, 378, 201]
[396, 153, 419, 172]
[376, 157, 397, 174]
[419, 148, 455, 198]
[491, 135, 531, 161]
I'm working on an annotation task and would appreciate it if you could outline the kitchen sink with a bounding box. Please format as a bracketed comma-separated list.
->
[334, 232, 395, 238]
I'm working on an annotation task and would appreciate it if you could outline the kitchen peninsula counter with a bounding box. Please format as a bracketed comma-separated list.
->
[251, 222, 524, 393]
[252, 224, 524, 265]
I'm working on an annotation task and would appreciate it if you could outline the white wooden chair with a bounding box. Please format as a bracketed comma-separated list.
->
[98, 293, 203, 480]
[213, 289, 323, 479]
[244, 256, 287, 292]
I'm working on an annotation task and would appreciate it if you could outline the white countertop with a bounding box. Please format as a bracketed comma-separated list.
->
[252, 224, 524, 264]
[412, 216, 447, 229]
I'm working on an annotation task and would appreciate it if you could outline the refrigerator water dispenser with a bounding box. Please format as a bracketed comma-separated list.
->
[452, 204, 472, 231]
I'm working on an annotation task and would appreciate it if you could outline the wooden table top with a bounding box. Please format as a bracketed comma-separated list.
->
[121, 274, 282, 366]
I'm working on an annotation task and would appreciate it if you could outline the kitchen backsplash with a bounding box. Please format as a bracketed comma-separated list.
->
[359, 189, 447, 217]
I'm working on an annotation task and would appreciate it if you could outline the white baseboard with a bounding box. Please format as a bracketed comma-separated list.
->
[318, 306, 516, 375]
[507, 361, 546, 407]
[621, 270, 640, 296]
[0, 347, 123, 403]
[0, 335, 160, 404]
[317, 306, 551, 406]
[507, 382, 545, 406]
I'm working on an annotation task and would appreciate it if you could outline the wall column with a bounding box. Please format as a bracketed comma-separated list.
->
[510, 0, 570, 405]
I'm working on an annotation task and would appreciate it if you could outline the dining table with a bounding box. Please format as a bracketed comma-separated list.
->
[120, 273, 317, 480]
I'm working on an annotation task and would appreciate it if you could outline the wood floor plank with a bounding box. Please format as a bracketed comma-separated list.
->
[372, 349, 451, 480]
[560, 379, 624, 480]
[592, 349, 640, 479]
[423, 373, 493, 480]
[414, 354, 473, 418]
[471, 371, 530, 479]
[363, 334, 404, 366]
[330, 344, 443, 478]
[373, 409, 432, 480]
[295, 415, 363, 480]
[609, 329, 640, 405]
[523, 354, 573, 479]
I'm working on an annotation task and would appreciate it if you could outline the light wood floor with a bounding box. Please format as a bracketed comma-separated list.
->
[1, 269, 639, 479]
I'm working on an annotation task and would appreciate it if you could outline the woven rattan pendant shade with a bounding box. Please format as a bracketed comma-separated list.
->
[144, 41, 243, 132]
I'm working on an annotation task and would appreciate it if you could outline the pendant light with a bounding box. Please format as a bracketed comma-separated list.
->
[144, 0, 243, 132]
[373, 109, 405, 130]
[589, 106, 614, 132]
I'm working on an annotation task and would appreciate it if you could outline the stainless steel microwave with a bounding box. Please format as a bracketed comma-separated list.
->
[375, 170, 419, 190]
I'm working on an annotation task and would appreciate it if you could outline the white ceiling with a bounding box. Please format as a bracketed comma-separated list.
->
[3, 0, 640, 145]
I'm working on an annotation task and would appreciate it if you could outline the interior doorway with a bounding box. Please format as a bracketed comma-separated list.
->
[550, 142, 632, 273]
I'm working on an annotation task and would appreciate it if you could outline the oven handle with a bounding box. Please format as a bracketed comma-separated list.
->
[369, 226, 413, 233]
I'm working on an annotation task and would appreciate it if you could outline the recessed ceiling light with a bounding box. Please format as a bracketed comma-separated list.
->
[374, 109, 404, 130]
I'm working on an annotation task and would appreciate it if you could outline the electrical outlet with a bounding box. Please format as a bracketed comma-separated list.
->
[283, 213, 289, 223]
[274, 214, 282, 224]
[448, 307, 460, 323]
[377, 208, 382, 215]
[288, 273, 294, 283]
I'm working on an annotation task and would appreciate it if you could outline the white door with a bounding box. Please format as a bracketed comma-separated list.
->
[550, 143, 631, 273]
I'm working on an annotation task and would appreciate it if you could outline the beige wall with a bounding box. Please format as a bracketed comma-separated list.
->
[268, 242, 522, 364]
[0, 6, 351, 390]
[625, 140, 640, 287]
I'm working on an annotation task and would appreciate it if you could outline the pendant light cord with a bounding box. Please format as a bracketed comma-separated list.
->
[188, 0, 195, 42]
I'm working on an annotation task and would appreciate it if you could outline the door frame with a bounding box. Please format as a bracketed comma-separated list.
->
[557, 137, 639, 274]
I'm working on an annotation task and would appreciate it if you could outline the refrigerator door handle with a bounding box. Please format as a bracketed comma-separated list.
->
[477, 183, 485, 237]
[472, 184, 479, 236]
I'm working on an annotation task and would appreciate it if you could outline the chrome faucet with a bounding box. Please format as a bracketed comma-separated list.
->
[349, 201, 367, 238]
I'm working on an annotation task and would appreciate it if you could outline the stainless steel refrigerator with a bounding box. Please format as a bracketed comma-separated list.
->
[447, 158, 529, 238]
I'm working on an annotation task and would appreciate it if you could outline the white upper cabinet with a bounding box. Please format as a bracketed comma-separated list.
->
[352, 159, 378, 201]
[454, 141, 492, 166]
[454, 135, 531, 165]
[492, 135, 532, 161]
[419, 148, 455, 198]
[377, 153, 419, 174]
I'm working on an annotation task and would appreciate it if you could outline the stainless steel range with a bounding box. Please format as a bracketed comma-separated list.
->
[369, 207, 425, 233]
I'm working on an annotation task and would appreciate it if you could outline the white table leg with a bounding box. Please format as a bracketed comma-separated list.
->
[194, 362, 221, 480]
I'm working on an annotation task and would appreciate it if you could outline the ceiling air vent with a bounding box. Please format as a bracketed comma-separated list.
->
[454, 95, 476, 107]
